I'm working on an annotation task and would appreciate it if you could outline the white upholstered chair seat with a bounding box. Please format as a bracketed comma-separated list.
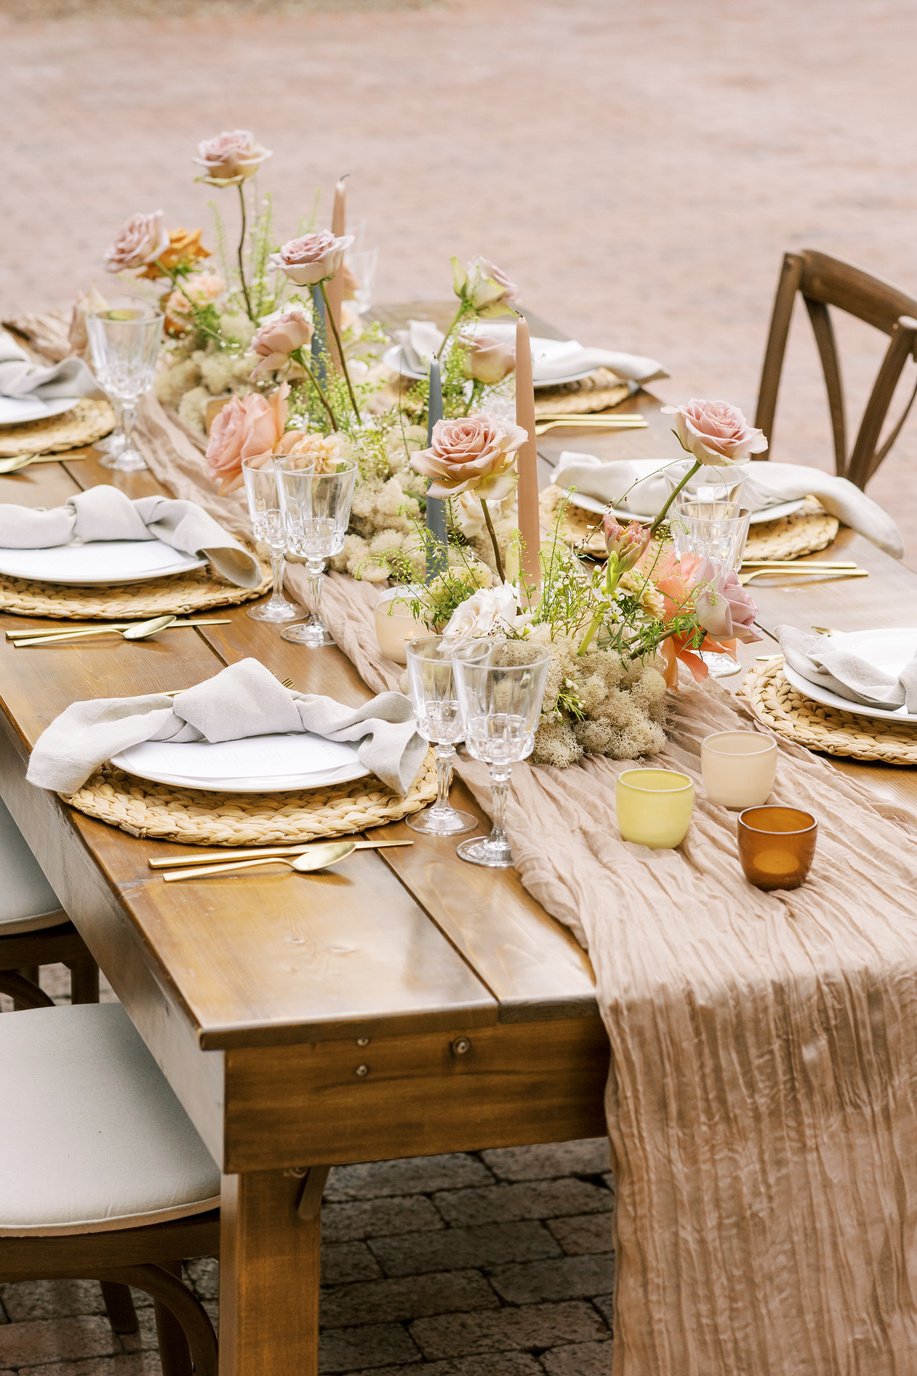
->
[0, 1002, 221, 1235]
[0, 797, 68, 935]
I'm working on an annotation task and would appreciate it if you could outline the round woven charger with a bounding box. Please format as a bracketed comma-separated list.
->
[534, 369, 632, 417]
[0, 562, 272, 621]
[64, 754, 438, 846]
[0, 397, 115, 458]
[742, 658, 917, 765]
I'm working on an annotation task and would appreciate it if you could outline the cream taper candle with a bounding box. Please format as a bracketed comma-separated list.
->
[514, 314, 541, 587]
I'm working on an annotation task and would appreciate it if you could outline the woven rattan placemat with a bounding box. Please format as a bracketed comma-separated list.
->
[741, 658, 917, 765]
[534, 369, 632, 417]
[64, 754, 438, 846]
[0, 562, 271, 621]
[0, 397, 115, 458]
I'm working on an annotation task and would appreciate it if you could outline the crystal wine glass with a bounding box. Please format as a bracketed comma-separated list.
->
[241, 458, 302, 623]
[452, 641, 551, 868]
[669, 499, 752, 678]
[405, 636, 476, 836]
[275, 457, 357, 648]
[85, 303, 163, 473]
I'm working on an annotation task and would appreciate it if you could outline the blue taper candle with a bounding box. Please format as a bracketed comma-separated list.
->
[311, 285, 327, 386]
[425, 357, 447, 581]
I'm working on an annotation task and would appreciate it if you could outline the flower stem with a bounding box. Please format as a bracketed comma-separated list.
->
[292, 348, 339, 432]
[648, 458, 702, 536]
[436, 303, 467, 362]
[236, 182, 255, 322]
[480, 498, 506, 583]
[320, 279, 362, 424]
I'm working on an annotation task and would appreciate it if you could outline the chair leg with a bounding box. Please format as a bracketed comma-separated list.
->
[67, 953, 100, 1005]
[100, 1280, 139, 1335]
[154, 1263, 194, 1376]
[0, 971, 55, 1010]
[100, 1263, 217, 1376]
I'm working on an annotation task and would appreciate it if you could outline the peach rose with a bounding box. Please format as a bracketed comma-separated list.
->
[461, 331, 516, 385]
[653, 549, 760, 686]
[205, 384, 288, 492]
[275, 429, 353, 473]
[451, 256, 519, 318]
[250, 308, 315, 376]
[194, 130, 271, 182]
[662, 399, 768, 467]
[163, 272, 226, 335]
[104, 211, 170, 273]
[269, 231, 354, 287]
[139, 227, 210, 279]
[411, 413, 527, 500]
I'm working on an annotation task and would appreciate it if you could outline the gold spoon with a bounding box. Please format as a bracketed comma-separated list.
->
[13, 616, 233, 647]
[161, 838, 413, 882]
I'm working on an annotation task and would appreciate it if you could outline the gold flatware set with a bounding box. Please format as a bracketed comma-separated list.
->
[6, 614, 232, 647]
[738, 559, 869, 586]
[151, 837, 414, 882]
[0, 451, 93, 475]
[534, 414, 647, 436]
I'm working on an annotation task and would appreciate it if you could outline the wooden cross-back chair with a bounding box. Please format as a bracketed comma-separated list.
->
[756, 249, 917, 489]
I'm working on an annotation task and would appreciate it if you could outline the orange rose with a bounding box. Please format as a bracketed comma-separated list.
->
[140, 228, 210, 279]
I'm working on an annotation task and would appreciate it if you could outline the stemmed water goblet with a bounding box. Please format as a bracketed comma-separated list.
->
[240, 458, 302, 623]
[85, 303, 163, 473]
[405, 636, 476, 836]
[275, 457, 357, 648]
[669, 498, 752, 678]
[451, 640, 551, 868]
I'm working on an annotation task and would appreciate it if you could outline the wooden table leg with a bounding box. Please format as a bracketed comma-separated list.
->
[219, 1167, 328, 1376]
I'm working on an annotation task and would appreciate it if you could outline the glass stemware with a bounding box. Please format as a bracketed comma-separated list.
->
[405, 636, 476, 836]
[275, 457, 357, 648]
[452, 641, 551, 868]
[241, 459, 302, 623]
[669, 499, 752, 679]
[86, 304, 163, 473]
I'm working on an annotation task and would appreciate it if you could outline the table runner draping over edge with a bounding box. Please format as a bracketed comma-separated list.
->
[16, 314, 917, 1374]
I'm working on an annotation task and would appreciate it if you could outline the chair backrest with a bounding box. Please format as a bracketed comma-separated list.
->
[755, 249, 917, 489]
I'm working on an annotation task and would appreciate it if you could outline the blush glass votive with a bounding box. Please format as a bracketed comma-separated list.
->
[737, 806, 817, 890]
[616, 769, 694, 848]
[701, 731, 777, 809]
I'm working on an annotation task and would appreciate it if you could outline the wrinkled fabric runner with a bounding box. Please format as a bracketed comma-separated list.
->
[20, 314, 917, 1373]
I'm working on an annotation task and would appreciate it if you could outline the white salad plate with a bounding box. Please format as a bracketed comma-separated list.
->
[0, 395, 79, 426]
[111, 732, 370, 794]
[0, 539, 207, 586]
[782, 627, 917, 725]
[566, 490, 805, 527]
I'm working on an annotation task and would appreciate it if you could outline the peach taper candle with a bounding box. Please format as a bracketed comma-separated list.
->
[514, 314, 541, 587]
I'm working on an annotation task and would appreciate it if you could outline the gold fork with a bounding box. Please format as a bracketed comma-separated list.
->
[534, 417, 647, 436]
[162, 675, 294, 698]
[738, 567, 868, 586]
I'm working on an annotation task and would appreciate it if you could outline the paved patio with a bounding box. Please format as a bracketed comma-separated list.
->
[2, 0, 917, 1370]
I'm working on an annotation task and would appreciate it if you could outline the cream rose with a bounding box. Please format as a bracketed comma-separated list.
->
[194, 130, 272, 182]
[461, 331, 516, 385]
[274, 429, 353, 473]
[451, 256, 519, 318]
[411, 413, 528, 500]
[104, 211, 170, 273]
[269, 231, 354, 287]
[250, 308, 315, 376]
[662, 399, 768, 467]
[205, 385, 288, 492]
[442, 583, 525, 640]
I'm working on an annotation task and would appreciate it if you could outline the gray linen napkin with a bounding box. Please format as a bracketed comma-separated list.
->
[0, 485, 261, 589]
[777, 625, 917, 712]
[26, 658, 426, 797]
[0, 328, 97, 401]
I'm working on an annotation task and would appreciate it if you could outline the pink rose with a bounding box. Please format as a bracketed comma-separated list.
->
[194, 130, 271, 182]
[269, 231, 354, 287]
[451, 256, 519, 318]
[662, 399, 768, 467]
[205, 385, 288, 492]
[461, 331, 516, 385]
[687, 554, 762, 644]
[250, 308, 315, 376]
[602, 512, 650, 572]
[411, 413, 528, 499]
[104, 211, 170, 273]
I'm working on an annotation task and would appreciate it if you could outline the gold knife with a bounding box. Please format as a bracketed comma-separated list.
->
[149, 838, 414, 869]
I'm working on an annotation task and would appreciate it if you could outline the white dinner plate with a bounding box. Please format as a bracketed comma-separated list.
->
[782, 627, 917, 725]
[0, 539, 207, 586]
[0, 396, 79, 426]
[566, 490, 806, 527]
[382, 342, 595, 390]
[111, 733, 371, 794]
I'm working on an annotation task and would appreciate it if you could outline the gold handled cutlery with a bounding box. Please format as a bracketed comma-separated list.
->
[0, 452, 94, 476]
[10, 615, 232, 647]
[159, 837, 413, 882]
[738, 568, 868, 586]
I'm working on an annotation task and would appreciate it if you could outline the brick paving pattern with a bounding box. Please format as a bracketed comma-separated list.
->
[3, 0, 917, 1369]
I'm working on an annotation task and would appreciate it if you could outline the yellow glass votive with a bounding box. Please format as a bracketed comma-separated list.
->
[737, 806, 817, 890]
[373, 587, 430, 665]
[616, 768, 694, 848]
[701, 730, 777, 809]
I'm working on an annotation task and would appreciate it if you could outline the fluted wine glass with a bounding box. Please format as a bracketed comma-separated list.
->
[86, 303, 163, 473]
[241, 458, 302, 622]
[452, 640, 551, 868]
[275, 457, 357, 648]
[405, 636, 476, 836]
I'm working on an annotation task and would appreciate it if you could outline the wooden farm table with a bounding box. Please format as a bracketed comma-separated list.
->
[1, 326, 915, 1375]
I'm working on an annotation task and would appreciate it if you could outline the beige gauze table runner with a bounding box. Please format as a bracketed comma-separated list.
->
[15, 315, 917, 1374]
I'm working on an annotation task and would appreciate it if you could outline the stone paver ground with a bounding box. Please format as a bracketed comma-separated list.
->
[3, 0, 917, 1370]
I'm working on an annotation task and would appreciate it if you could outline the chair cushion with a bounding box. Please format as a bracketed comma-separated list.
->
[0, 1002, 220, 1235]
[0, 798, 67, 934]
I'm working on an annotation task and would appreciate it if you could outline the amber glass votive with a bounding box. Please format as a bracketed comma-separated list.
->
[702, 730, 777, 809]
[616, 769, 694, 848]
[737, 806, 817, 890]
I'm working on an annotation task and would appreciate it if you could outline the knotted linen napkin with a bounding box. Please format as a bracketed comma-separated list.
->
[551, 453, 904, 558]
[0, 485, 261, 589]
[777, 624, 917, 712]
[394, 319, 668, 386]
[0, 328, 97, 402]
[26, 658, 426, 797]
